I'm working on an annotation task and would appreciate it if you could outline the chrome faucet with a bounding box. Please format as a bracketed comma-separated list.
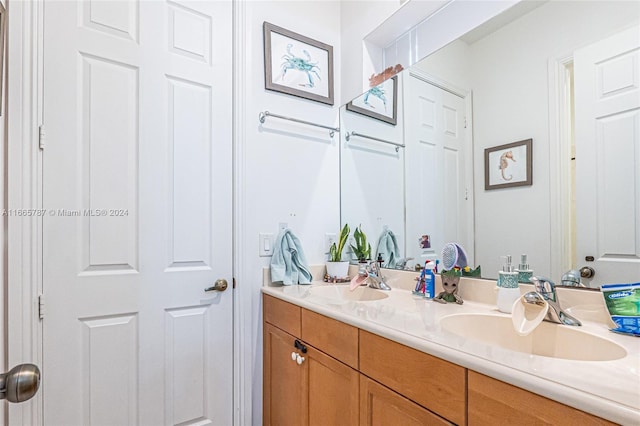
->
[526, 276, 581, 326]
[560, 269, 587, 287]
[357, 262, 391, 291]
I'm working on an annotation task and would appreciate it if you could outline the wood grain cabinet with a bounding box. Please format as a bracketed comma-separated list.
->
[468, 371, 616, 426]
[360, 375, 453, 426]
[359, 330, 465, 425]
[263, 295, 359, 426]
[264, 294, 617, 426]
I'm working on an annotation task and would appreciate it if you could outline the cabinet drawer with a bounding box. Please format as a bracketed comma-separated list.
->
[263, 294, 301, 337]
[468, 371, 617, 426]
[359, 330, 466, 425]
[302, 308, 359, 369]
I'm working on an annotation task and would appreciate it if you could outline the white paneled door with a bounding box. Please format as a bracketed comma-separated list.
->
[42, 1, 233, 425]
[404, 71, 471, 263]
[574, 25, 640, 287]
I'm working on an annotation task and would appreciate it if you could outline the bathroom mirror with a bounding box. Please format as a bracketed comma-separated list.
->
[340, 0, 640, 288]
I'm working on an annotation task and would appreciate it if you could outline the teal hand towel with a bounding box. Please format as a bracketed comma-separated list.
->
[270, 228, 313, 285]
[375, 228, 400, 269]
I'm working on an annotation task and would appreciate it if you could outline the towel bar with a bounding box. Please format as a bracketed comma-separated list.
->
[345, 131, 404, 152]
[259, 111, 339, 137]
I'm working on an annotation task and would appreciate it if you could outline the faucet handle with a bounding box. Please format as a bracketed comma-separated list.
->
[529, 276, 557, 302]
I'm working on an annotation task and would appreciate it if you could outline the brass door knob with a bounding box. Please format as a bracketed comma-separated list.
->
[580, 266, 595, 278]
[205, 279, 228, 292]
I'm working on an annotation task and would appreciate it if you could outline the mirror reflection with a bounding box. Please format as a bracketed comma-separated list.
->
[340, 1, 640, 288]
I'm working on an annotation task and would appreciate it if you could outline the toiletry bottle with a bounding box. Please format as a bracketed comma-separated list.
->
[496, 255, 520, 314]
[515, 254, 533, 284]
[424, 262, 436, 299]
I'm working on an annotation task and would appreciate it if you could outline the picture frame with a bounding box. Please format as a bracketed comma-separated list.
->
[263, 22, 334, 105]
[484, 138, 533, 190]
[346, 76, 398, 125]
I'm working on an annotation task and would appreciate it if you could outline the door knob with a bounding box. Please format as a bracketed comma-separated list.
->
[0, 364, 41, 403]
[205, 279, 228, 292]
[580, 266, 595, 278]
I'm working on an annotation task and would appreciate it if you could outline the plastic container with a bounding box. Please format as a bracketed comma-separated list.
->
[497, 255, 519, 314]
[424, 262, 436, 299]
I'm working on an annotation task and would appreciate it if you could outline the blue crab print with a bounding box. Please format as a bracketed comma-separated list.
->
[281, 44, 321, 88]
[364, 85, 387, 111]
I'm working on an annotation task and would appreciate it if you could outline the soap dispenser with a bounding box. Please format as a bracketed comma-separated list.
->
[515, 254, 533, 283]
[497, 255, 520, 314]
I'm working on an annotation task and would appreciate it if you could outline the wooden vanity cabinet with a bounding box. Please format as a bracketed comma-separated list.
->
[263, 295, 359, 426]
[468, 371, 617, 426]
[264, 323, 304, 425]
[360, 375, 453, 426]
[359, 330, 466, 425]
[264, 295, 618, 426]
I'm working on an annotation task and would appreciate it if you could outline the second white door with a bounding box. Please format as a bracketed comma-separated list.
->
[574, 25, 640, 287]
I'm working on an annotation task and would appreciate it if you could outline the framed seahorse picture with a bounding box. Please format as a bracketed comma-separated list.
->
[263, 22, 334, 105]
[484, 139, 533, 190]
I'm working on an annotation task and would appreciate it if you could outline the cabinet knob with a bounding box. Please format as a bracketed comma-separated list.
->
[296, 354, 305, 365]
[291, 352, 297, 361]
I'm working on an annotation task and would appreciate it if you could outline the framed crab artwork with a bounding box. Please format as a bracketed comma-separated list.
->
[263, 22, 334, 105]
[345, 76, 398, 125]
[484, 138, 533, 190]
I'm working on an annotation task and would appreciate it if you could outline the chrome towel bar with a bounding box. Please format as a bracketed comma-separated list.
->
[345, 131, 404, 152]
[259, 111, 339, 138]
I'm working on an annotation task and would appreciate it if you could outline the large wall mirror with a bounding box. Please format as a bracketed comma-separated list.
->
[340, 0, 640, 288]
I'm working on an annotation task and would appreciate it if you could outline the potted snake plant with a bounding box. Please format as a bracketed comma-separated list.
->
[350, 224, 371, 263]
[326, 223, 350, 278]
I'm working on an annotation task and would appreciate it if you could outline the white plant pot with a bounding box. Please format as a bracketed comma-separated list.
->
[326, 261, 349, 278]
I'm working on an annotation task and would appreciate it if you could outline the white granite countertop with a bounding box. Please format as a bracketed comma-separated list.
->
[262, 273, 640, 425]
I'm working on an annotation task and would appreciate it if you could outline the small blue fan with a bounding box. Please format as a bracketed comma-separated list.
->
[441, 243, 468, 270]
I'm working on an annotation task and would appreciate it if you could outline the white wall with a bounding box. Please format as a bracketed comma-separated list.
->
[412, 39, 471, 90]
[340, 0, 402, 104]
[241, 1, 342, 423]
[470, 0, 640, 277]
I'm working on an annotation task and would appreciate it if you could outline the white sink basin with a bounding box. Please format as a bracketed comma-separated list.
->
[440, 313, 627, 361]
[310, 286, 389, 302]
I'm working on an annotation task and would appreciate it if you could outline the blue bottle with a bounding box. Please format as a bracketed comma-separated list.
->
[424, 262, 436, 299]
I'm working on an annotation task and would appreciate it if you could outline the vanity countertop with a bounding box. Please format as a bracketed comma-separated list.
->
[262, 276, 640, 425]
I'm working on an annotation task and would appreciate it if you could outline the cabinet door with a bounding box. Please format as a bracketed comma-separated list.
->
[360, 375, 453, 426]
[304, 344, 359, 426]
[264, 323, 303, 426]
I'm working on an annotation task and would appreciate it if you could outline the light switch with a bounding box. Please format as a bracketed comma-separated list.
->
[259, 233, 274, 257]
[324, 233, 336, 254]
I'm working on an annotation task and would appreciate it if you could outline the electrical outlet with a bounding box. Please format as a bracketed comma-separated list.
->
[259, 233, 274, 257]
[324, 233, 336, 254]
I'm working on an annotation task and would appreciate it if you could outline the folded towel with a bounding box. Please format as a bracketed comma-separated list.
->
[270, 228, 313, 285]
[375, 228, 400, 269]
